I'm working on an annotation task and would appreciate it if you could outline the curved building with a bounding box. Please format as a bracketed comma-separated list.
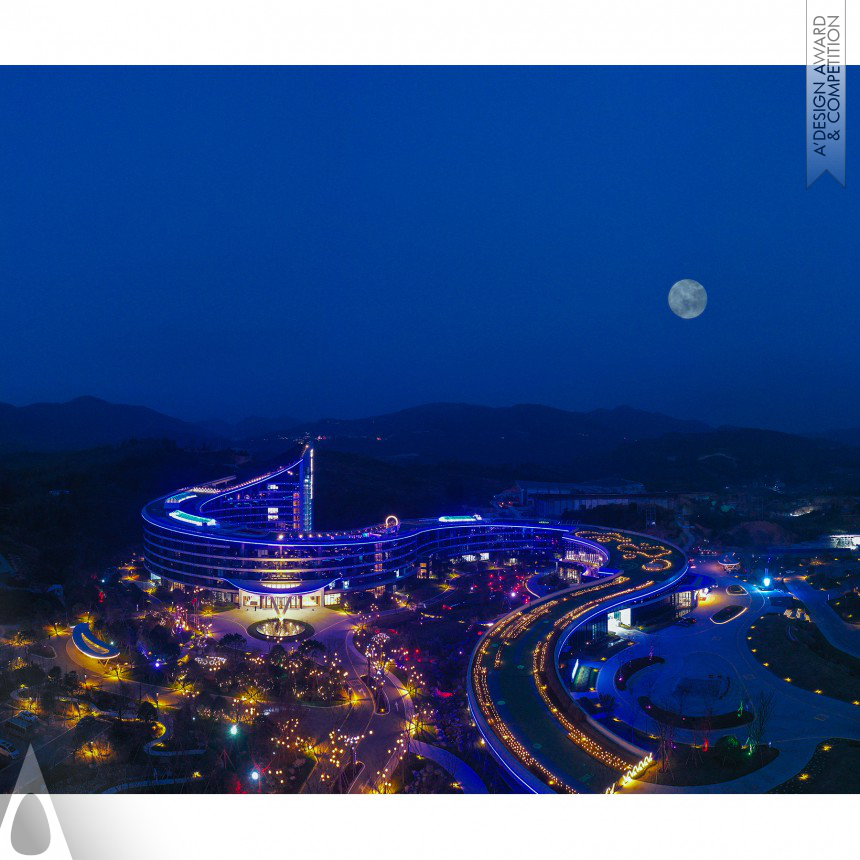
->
[467, 529, 689, 793]
[144, 452, 692, 792]
[142, 448, 611, 609]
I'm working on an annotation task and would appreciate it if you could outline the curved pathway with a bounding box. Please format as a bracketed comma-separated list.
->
[785, 577, 860, 660]
[143, 715, 204, 758]
[295, 618, 414, 794]
[343, 629, 414, 793]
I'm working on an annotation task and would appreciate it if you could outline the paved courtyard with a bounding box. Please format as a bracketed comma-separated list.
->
[591, 572, 860, 792]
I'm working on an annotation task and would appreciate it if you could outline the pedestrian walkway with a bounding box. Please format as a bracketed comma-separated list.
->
[786, 579, 860, 659]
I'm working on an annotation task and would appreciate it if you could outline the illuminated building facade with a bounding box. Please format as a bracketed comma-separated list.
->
[142, 451, 614, 609]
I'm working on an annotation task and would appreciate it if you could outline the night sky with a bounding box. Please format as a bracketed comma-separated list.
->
[0, 66, 855, 431]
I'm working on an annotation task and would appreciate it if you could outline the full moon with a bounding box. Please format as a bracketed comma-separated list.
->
[668, 279, 707, 319]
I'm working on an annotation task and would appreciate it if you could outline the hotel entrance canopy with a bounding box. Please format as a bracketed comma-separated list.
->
[221, 577, 338, 597]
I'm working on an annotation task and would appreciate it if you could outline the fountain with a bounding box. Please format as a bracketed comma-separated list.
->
[255, 617, 308, 640]
[247, 597, 314, 642]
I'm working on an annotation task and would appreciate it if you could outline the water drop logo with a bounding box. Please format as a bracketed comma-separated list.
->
[0, 746, 73, 859]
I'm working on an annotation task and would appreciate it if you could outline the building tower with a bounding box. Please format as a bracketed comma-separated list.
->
[300, 444, 314, 532]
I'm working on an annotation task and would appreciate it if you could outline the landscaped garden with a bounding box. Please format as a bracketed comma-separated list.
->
[397, 752, 464, 794]
[615, 655, 664, 690]
[638, 696, 752, 729]
[828, 591, 860, 624]
[640, 736, 779, 787]
[771, 738, 860, 793]
[711, 604, 745, 624]
[747, 614, 860, 704]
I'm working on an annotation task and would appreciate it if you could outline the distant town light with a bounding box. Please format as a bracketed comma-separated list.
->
[229, 724, 238, 736]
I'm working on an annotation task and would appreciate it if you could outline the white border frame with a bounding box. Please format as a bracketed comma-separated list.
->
[0, 1, 814, 65]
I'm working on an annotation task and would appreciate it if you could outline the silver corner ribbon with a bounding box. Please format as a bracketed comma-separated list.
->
[807, 2, 847, 187]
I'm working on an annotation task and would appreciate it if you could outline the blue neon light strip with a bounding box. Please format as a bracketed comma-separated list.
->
[169, 510, 217, 527]
[438, 515, 483, 523]
[165, 492, 196, 505]
[198, 457, 306, 514]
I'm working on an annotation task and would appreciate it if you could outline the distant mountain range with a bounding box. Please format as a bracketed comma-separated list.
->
[1, 398, 859, 494]
[271, 405, 860, 490]
[196, 413, 304, 442]
[577, 426, 860, 490]
[266, 403, 712, 467]
[819, 426, 860, 448]
[0, 396, 220, 452]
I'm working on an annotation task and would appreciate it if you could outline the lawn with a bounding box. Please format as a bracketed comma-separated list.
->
[637, 696, 752, 730]
[711, 604, 745, 624]
[829, 592, 860, 624]
[201, 601, 236, 615]
[393, 752, 463, 794]
[615, 655, 664, 690]
[747, 614, 860, 704]
[771, 739, 860, 793]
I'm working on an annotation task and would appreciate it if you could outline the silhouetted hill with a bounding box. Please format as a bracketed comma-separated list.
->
[260, 403, 711, 467]
[0, 396, 222, 452]
[0, 440, 240, 586]
[574, 427, 860, 491]
[197, 413, 303, 441]
[817, 426, 860, 448]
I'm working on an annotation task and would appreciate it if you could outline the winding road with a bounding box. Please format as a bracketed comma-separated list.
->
[785, 577, 860, 660]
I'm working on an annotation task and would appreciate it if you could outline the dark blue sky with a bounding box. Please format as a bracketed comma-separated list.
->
[0, 67, 855, 431]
